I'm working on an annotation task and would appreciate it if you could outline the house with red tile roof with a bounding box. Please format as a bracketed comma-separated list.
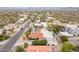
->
[25, 46, 54, 52]
[28, 32, 43, 39]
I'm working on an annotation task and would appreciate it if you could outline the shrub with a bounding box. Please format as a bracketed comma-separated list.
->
[32, 40, 47, 45]
[0, 34, 9, 41]
[72, 46, 79, 52]
[25, 29, 31, 37]
[16, 46, 24, 52]
[60, 36, 68, 43]
[60, 41, 74, 52]
[47, 23, 62, 35]
[24, 43, 28, 48]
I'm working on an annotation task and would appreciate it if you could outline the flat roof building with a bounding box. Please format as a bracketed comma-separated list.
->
[59, 32, 73, 37]
[65, 24, 79, 36]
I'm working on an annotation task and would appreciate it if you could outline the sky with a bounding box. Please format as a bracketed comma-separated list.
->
[0, 0, 79, 7]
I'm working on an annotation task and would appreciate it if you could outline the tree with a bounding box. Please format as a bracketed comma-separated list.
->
[24, 43, 28, 48]
[52, 25, 64, 34]
[72, 46, 79, 52]
[60, 42, 74, 52]
[16, 46, 24, 52]
[47, 23, 62, 35]
[0, 34, 9, 41]
[25, 28, 31, 37]
[60, 36, 68, 43]
[53, 28, 58, 35]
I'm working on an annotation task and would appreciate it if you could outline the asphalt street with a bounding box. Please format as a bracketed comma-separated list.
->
[0, 19, 31, 52]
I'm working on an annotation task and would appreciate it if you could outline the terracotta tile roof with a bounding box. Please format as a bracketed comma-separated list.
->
[29, 32, 43, 39]
[25, 46, 53, 52]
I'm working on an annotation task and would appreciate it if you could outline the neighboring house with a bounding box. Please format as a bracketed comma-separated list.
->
[33, 20, 42, 30]
[58, 32, 73, 37]
[18, 14, 28, 20]
[41, 22, 48, 29]
[47, 16, 53, 20]
[41, 29, 53, 38]
[28, 32, 43, 39]
[17, 14, 28, 25]
[46, 16, 54, 22]
[4, 24, 17, 35]
[41, 29, 58, 46]
[68, 22, 78, 25]
[65, 24, 79, 36]
[34, 21, 48, 30]
[25, 46, 54, 52]
[24, 15, 28, 20]
[36, 20, 41, 23]
[30, 23, 37, 32]
[53, 20, 66, 26]
[17, 18, 25, 24]
[34, 23, 42, 28]
[4, 24, 17, 30]
[53, 20, 61, 24]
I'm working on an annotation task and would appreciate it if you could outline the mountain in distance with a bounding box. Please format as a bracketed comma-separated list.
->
[0, 7, 79, 11]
